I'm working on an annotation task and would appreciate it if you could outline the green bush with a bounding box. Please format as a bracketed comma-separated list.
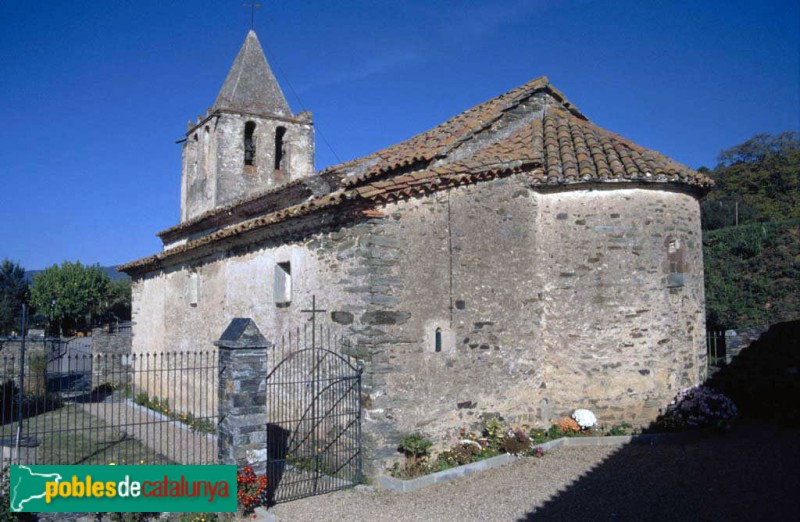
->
[398, 433, 432, 460]
[133, 391, 149, 406]
[606, 422, 634, 436]
[704, 218, 800, 328]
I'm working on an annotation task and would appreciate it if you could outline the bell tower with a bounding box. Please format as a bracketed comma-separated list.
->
[180, 31, 315, 222]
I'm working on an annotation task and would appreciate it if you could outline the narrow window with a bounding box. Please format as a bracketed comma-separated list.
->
[666, 237, 686, 287]
[188, 272, 199, 306]
[192, 134, 199, 171]
[244, 121, 256, 166]
[274, 261, 292, 305]
[274, 126, 286, 171]
[435, 328, 442, 353]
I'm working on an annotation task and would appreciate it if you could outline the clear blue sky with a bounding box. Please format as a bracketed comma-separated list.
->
[1, 0, 798, 270]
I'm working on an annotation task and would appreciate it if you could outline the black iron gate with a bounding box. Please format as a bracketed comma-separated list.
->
[265, 303, 363, 504]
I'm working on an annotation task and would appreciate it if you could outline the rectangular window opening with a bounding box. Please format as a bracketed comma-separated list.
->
[274, 261, 292, 306]
[188, 272, 199, 306]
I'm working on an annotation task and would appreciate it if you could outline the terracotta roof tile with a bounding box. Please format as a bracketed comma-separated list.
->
[121, 79, 712, 275]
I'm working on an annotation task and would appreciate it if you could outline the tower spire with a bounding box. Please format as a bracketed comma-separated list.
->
[213, 30, 291, 118]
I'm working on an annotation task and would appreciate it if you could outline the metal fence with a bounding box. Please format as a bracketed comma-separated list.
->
[0, 344, 218, 470]
[706, 330, 727, 372]
[107, 322, 132, 336]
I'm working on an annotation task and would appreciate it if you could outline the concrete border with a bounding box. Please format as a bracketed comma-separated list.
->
[378, 431, 707, 493]
[379, 453, 516, 493]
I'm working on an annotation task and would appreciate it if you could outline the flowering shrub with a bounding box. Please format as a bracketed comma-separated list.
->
[657, 385, 739, 431]
[237, 465, 267, 514]
[501, 427, 531, 455]
[438, 441, 483, 467]
[572, 409, 597, 429]
[555, 416, 581, 433]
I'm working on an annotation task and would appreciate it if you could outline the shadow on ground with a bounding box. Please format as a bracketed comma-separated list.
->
[522, 320, 800, 521]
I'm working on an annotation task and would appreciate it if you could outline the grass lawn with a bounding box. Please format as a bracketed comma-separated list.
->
[0, 403, 174, 465]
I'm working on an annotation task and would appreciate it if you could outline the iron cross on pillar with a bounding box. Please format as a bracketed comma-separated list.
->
[243, 1, 262, 31]
[300, 295, 327, 349]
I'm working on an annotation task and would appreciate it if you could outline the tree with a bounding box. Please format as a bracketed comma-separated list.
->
[0, 259, 29, 335]
[701, 132, 800, 230]
[30, 261, 111, 335]
[105, 279, 132, 322]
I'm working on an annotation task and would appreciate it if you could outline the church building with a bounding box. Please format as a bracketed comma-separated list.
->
[121, 31, 713, 472]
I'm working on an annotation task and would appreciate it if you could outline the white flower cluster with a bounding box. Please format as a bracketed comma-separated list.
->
[571, 408, 597, 429]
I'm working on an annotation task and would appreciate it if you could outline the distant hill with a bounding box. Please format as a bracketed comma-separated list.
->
[25, 265, 129, 283]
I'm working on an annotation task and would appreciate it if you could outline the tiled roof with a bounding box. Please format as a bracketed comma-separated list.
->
[330, 76, 584, 187]
[157, 76, 578, 239]
[344, 107, 711, 204]
[120, 77, 712, 274]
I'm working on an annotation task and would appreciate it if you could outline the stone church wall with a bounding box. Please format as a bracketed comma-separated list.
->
[342, 182, 705, 473]
[130, 216, 372, 417]
[348, 176, 547, 469]
[534, 188, 706, 424]
[132, 180, 705, 475]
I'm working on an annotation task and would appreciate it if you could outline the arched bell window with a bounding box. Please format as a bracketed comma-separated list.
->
[244, 121, 256, 166]
[274, 126, 286, 171]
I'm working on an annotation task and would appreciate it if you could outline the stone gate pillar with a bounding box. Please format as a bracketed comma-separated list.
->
[215, 318, 270, 474]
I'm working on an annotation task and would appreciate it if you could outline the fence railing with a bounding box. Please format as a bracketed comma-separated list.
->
[1, 348, 218, 470]
[107, 322, 132, 336]
[706, 330, 727, 371]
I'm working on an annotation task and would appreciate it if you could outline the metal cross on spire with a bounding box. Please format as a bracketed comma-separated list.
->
[243, 1, 262, 30]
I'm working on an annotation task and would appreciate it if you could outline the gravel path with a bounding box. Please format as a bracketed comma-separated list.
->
[269, 421, 800, 521]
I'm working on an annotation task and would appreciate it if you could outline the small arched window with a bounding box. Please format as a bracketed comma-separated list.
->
[274, 126, 286, 171]
[244, 121, 256, 166]
[435, 328, 442, 353]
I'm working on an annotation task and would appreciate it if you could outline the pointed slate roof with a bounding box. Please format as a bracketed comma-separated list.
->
[213, 30, 292, 117]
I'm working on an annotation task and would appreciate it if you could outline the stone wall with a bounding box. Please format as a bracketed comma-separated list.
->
[534, 188, 706, 424]
[344, 181, 705, 472]
[91, 328, 131, 355]
[132, 181, 706, 476]
[181, 112, 314, 222]
[724, 327, 768, 363]
[346, 176, 546, 469]
[131, 214, 371, 417]
[90, 328, 132, 390]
